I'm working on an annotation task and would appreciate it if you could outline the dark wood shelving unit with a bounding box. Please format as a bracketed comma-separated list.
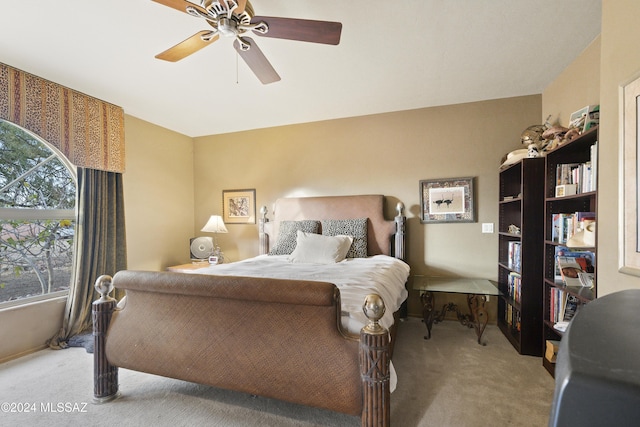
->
[497, 157, 545, 356]
[542, 126, 598, 376]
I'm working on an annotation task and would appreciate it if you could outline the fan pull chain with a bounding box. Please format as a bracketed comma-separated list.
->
[236, 51, 239, 84]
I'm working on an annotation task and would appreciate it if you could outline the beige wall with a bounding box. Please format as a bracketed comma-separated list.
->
[194, 95, 542, 316]
[597, 0, 640, 295]
[0, 296, 66, 363]
[542, 0, 640, 296]
[542, 36, 601, 127]
[123, 115, 195, 270]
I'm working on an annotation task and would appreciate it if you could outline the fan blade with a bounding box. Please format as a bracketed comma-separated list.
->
[236, 0, 247, 14]
[233, 37, 281, 84]
[152, 0, 204, 15]
[156, 31, 219, 62]
[251, 16, 342, 45]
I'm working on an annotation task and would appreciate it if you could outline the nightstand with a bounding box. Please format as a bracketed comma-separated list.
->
[413, 276, 499, 345]
[166, 262, 212, 273]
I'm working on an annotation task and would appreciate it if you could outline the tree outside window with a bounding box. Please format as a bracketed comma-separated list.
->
[0, 120, 77, 304]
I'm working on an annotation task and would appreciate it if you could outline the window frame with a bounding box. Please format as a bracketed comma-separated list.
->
[0, 120, 77, 309]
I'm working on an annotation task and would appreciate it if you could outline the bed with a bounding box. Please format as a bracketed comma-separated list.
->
[92, 194, 408, 426]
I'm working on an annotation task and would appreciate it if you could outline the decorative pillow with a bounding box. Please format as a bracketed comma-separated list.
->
[321, 218, 368, 258]
[288, 231, 353, 264]
[268, 220, 320, 255]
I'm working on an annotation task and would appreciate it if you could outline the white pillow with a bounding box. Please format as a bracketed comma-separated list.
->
[288, 230, 353, 264]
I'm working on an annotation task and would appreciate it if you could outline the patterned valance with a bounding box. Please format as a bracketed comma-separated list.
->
[0, 63, 125, 173]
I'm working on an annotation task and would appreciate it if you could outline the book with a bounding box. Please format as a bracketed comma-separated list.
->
[562, 214, 574, 242]
[556, 163, 580, 186]
[581, 162, 592, 193]
[507, 272, 522, 303]
[551, 213, 565, 243]
[554, 246, 595, 283]
[562, 294, 580, 321]
[549, 287, 565, 323]
[554, 321, 569, 332]
[504, 302, 522, 331]
[552, 212, 596, 245]
[555, 161, 596, 194]
[545, 340, 560, 363]
[507, 241, 521, 272]
[591, 141, 598, 192]
[557, 255, 595, 288]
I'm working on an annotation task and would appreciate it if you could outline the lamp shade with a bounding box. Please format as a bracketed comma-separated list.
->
[201, 215, 228, 233]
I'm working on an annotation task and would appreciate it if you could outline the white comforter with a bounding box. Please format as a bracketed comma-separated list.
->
[186, 254, 409, 392]
[187, 254, 410, 334]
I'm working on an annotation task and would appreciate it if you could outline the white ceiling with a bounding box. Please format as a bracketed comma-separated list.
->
[0, 1, 601, 137]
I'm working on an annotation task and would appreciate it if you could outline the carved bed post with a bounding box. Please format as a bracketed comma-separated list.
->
[360, 294, 390, 427]
[259, 206, 269, 255]
[93, 275, 119, 403]
[394, 202, 406, 261]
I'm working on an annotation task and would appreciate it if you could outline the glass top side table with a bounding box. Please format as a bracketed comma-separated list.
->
[413, 276, 499, 345]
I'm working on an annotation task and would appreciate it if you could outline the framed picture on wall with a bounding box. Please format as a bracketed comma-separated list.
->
[222, 189, 256, 224]
[420, 177, 476, 223]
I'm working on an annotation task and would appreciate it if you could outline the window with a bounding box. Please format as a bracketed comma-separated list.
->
[0, 120, 77, 306]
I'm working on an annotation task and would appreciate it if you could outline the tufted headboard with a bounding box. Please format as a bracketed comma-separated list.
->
[260, 194, 405, 259]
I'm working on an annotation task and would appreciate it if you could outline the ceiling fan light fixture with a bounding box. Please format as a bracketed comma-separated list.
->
[186, 6, 217, 24]
[200, 30, 218, 42]
[250, 22, 268, 35]
[217, 17, 237, 37]
[236, 36, 251, 51]
[153, 0, 341, 84]
[209, 2, 226, 17]
[221, 0, 237, 18]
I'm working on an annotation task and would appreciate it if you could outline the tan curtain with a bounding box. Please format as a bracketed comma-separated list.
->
[0, 63, 125, 173]
[48, 168, 127, 348]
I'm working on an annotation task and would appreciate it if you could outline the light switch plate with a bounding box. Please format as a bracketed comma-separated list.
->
[482, 223, 494, 233]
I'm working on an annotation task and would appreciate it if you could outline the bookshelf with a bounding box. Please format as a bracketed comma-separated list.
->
[542, 126, 598, 376]
[497, 157, 545, 356]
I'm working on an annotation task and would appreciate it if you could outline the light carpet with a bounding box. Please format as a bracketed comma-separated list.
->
[0, 318, 555, 426]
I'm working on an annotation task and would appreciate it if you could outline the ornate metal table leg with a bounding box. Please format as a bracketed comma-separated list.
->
[467, 294, 489, 345]
[436, 302, 472, 327]
[421, 291, 435, 340]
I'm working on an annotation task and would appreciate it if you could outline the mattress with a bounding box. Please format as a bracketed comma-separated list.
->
[187, 254, 410, 334]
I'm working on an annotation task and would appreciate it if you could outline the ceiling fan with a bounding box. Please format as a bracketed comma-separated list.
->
[152, 0, 342, 84]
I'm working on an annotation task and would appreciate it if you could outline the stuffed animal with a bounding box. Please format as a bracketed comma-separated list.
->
[542, 125, 569, 151]
[527, 144, 540, 158]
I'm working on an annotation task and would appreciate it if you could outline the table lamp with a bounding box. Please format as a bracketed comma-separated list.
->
[201, 215, 228, 263]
